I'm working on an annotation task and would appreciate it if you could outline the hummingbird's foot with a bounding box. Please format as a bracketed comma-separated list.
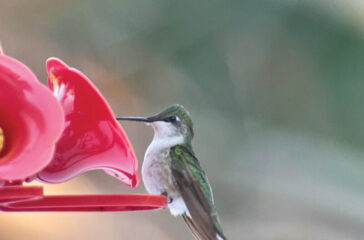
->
[161, 191, 173, 204]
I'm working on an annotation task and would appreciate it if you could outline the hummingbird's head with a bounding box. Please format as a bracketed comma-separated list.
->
[117, 104, 194, 142]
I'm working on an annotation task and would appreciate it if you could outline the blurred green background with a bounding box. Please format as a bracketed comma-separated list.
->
[1, 0, 364, 239]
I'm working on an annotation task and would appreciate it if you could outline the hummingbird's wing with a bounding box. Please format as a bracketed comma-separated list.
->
[170, 145, 226, 240]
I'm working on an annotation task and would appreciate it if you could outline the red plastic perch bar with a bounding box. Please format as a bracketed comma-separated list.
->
[0, 185, 166, 212]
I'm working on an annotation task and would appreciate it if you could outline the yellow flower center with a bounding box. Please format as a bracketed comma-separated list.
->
[0, 127, 4, 155]
[50, 72, 59, 90]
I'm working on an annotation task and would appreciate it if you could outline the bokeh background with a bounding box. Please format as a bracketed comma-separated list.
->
[1, 0, 364, 239]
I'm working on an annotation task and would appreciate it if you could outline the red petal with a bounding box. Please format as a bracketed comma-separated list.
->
[36, 58, 139, 187]
[0, 55, 64, 180]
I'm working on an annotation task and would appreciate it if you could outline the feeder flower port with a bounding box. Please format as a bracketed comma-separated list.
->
[0, 55, 64, 182]
[0, 54, 166, 211]
[36, 57, 139, 187]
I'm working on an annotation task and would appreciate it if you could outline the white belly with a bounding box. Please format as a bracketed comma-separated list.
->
[142, 147, 173, 195]
[142, 136, 188, 216]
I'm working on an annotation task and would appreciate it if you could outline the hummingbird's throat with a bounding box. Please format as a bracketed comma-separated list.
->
[151, 121, 182, 140]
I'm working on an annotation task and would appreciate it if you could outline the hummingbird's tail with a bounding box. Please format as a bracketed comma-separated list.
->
[182, 214, 227, 240]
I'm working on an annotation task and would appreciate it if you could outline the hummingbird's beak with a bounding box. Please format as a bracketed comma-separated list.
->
[116, 116, 158, 123]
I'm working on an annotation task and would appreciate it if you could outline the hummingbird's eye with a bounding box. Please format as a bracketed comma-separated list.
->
[168, 116, 177, 122]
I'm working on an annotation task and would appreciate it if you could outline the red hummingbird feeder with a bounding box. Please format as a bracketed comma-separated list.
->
[0, 53, 166, 212]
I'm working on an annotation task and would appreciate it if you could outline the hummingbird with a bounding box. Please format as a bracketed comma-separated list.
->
[117, 104, 226, 240]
